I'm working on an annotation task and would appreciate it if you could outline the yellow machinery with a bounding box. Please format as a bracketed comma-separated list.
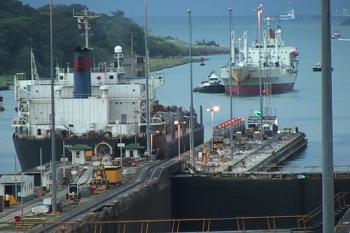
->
[104, 165, 123, 185]
[90, 165, 109, 193]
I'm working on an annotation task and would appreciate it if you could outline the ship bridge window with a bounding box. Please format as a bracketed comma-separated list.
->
[37, 129, 42, 135]
[109, 75, 114, 79]
[59, 75, 64, 80]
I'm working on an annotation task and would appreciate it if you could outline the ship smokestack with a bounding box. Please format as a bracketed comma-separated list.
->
[73, 47, 92, 98]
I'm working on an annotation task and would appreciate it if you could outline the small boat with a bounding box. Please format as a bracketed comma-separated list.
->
[312, 63, 322, 72]
[331, 31, 341, 39]
[279, 8, 296, 20]
[193, 71, 225, 93]
[199, 57, 205, 66]
[312, 63, 333, 72]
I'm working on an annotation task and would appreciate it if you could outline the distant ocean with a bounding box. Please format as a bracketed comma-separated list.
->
[1, 16, 349, 173]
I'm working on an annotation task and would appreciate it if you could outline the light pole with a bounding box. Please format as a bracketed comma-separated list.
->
[174, 120, 183, 160]
[257, 4, 264, 136]
[49, 0, 57, 213]
[207, 106, 220, 150]
[187, 9, 195, 167]
[228, 8, 234, 158]
[321, 0, 334, 232]
[144, 0, 152, 159]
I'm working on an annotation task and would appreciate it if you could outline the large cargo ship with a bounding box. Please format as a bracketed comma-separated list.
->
[221, 17, 299, 96]
[12, 10, 204, 171]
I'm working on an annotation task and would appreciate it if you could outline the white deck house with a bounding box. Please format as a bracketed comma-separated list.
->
[0, 174, 35, 201]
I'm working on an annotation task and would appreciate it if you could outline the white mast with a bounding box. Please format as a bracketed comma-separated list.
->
[231, 31, 235, 64]
[73, 8, 99, 49]
[243, 31, 248, 64]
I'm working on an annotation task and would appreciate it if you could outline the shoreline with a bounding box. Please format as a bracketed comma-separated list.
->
[150, 57, 207, 72]
[0, 86, 9, 91]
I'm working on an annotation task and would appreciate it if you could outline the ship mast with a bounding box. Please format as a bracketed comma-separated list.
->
[73, 8, 99, 49]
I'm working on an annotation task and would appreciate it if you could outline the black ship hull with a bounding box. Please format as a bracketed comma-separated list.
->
[13, 126, 204, 171]
[193, 84, 225, 93]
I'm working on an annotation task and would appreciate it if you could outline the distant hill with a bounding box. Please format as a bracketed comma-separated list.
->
[0, 2, 145, 75]
[0, 1, 227, 75]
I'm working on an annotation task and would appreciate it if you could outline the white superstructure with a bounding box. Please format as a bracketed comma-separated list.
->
[221, 17, 299, 96]
[12, 47, 165, 139]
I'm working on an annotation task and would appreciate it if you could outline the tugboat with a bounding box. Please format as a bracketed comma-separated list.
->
[312, 63, 322, 72]
[193, 71, 225, 93]
[199, 57, 205, 66]
[312, 63, 333, 72]
[331, 31, 341, 39]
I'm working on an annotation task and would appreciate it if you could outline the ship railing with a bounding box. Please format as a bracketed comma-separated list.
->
[55, 66, 125, 74]
[297, 192, 348, 228]
[3, 215, 318, 232]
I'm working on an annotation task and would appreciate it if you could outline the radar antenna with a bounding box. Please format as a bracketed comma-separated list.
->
[73, 8, 99, 49]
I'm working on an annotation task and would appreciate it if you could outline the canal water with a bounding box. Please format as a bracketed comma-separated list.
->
[0, 16, 349, 172]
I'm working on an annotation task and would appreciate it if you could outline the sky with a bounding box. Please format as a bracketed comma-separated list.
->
[20, 0, 350, 17]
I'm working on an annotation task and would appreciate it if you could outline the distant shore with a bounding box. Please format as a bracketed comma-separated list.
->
[1, 54, 220, 87]
[150, 56, 209, 72]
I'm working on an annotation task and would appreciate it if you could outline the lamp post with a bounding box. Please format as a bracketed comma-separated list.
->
[228, 8, 233, 158]
[174, 120, 181, 160]
[207, 106, 220, 150]
[187, 9, 194, 166]
[49, 0, 57, 213]
[144, 0, 152, 159]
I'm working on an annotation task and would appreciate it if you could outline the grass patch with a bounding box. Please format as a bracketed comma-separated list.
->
[150, 57, 203, 72]
[0, 216, 49, 231]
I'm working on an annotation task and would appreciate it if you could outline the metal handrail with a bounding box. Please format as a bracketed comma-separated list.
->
[1, 215, 314, 233]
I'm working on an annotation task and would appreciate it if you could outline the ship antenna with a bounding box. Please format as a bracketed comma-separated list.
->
[49, 0, 57, 214]
[188, 9, 195, 166]
[73, 8, 99, 49]
[144, 0, 152, 159]
[257, 4, 264, 137]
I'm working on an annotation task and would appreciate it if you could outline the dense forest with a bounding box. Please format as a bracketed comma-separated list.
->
[0, 0, 227, 75]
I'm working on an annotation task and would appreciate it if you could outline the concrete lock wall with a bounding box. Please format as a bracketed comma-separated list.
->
[72, 162, 181, 233]
[171, 175, 350, 231]
[71, 165, 350, 232]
